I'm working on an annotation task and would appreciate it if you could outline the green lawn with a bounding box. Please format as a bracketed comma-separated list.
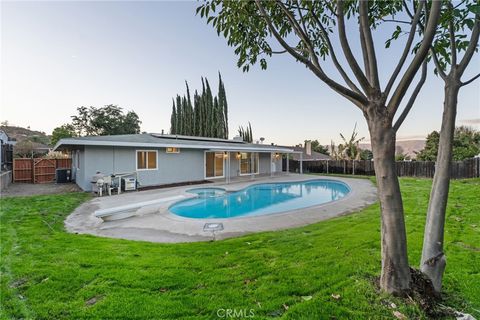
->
[1, 178, 479, 319]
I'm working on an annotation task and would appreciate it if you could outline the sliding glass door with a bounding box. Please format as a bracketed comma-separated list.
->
[239, 152, 259, 175]
[205, 152, 224, 178]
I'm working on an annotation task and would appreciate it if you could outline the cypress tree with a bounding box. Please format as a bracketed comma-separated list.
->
[213, 96, 220, 138]
[218, 72, 228, 139]
[185, 81, 194, 135]
[193, 90, 201, 136]
[205, 78, 214, 137]
[169, 74, 229, 138]
[176, 95, 183, 135]
[170, 100, 177, 134]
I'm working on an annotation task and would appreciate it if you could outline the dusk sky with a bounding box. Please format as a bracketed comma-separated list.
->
[1, 1, 479, 145]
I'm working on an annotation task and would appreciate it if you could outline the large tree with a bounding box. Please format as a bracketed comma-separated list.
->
[71, 105, 141, 136]
[399, 1, 480, 292]
[199, 0, 441, 294]
[51, 124, 76, 146]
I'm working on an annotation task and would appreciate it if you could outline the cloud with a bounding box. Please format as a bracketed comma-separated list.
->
[459, 118, 480, 125]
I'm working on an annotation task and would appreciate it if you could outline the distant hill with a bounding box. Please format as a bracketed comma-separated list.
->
[0, 125, 51, 145]
[359, 140, 426, 158]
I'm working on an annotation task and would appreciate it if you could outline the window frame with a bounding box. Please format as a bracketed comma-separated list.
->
[136, 150, 158, 171]
[239, 152, 260, 176]
[204, 151, 225, 179]
[166, 147, 180, 154]
[75, 150, 80, 170]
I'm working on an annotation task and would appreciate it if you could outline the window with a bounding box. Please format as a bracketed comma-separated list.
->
[75, 150, 80, 169]
[166, 147, 180, 153]
[240, 152, 259, 175]
[205, 152, 224, 178]
[137, 150, 157, 170]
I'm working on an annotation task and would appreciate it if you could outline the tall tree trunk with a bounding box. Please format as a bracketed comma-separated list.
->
[368, 115, 411, 294]
[420, 77, 460, 292]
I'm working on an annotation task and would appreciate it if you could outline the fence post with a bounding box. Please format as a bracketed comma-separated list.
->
[31, 158, 35, 184]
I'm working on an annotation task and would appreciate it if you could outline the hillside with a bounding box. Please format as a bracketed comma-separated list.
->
[359, 140, 426, 158]
[0, 125, 51, 145]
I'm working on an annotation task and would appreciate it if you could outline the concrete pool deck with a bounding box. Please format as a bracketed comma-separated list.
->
[65, 174, 377, 243]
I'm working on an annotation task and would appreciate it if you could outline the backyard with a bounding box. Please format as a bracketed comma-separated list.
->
[1, 177, 479, 319]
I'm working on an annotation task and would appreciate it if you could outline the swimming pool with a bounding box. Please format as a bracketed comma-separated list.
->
[169, 179, 351, 219]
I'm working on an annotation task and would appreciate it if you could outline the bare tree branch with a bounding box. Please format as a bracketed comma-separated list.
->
[359, 0, 380, 89]
[461, 72, 480, 87]
[384, 1, 425, 101]
[254, 0, 368, 108]
[309, 6, 364, 95]
[381, 19, 411, 24]
[387, 0, 441, 118]
[276, 1, 323, 72]
[359, 21, 372, 84]
[336, 1, 371, 94]
[393, 60, 428, 132]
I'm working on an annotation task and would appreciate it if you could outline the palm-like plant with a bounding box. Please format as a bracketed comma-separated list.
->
[331, 124, 365, 160]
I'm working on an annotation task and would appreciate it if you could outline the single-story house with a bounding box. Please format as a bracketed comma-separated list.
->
[289, 146, 331, 161]
[54, 133, 295, 191]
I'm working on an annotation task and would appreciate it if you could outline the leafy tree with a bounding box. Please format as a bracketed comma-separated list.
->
[51, 124, 76, 146]
[304, 140, 329, 155]
[328, 125, 365, 160]
[198, 0, 442, 294]
[417, 127, 480, 162]
[416, 131, 440, 161]
[452, 126, 480, 160]
[396, 1, 480, 292]
[71, 105, 141, 136]
[339, 124, 364, 160]
[360, 149, 373, 161]
[238, 122, 253, 143]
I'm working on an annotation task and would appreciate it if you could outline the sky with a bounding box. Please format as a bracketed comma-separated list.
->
[1, 1, 479, 146]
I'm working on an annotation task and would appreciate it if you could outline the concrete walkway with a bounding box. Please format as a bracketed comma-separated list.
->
[65, 174, 377, 243]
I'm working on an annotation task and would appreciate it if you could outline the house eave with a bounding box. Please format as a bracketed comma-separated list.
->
[54, 139, 295, 153]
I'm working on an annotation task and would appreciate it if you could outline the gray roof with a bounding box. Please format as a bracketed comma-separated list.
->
[287, 146, 331, 161]
[54, 134, 294, 153]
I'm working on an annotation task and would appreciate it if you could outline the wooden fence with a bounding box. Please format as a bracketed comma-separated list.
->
[284, 157, 480, 179]
[13, 158, 72, 183]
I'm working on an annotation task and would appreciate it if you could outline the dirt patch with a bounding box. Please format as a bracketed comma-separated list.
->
[1, 183, 82, 197]
[85, 295, 104, 306]
[373, 268, 456, 318]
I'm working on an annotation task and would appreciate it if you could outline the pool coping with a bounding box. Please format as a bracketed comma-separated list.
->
[65, 174, 377, 243]
[168, 178, 353, 221]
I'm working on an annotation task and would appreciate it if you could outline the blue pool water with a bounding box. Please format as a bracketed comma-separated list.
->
[169, 180, 350, 219]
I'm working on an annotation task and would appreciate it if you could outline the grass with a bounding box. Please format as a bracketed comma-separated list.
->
[0, 178, 479, 319]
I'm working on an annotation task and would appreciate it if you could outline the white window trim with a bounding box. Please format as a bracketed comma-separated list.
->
[135, 150, 158, 171]
[204, 151, 225, 179]
[239, 152, 260, 176]
[166, 147, 180, 154]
